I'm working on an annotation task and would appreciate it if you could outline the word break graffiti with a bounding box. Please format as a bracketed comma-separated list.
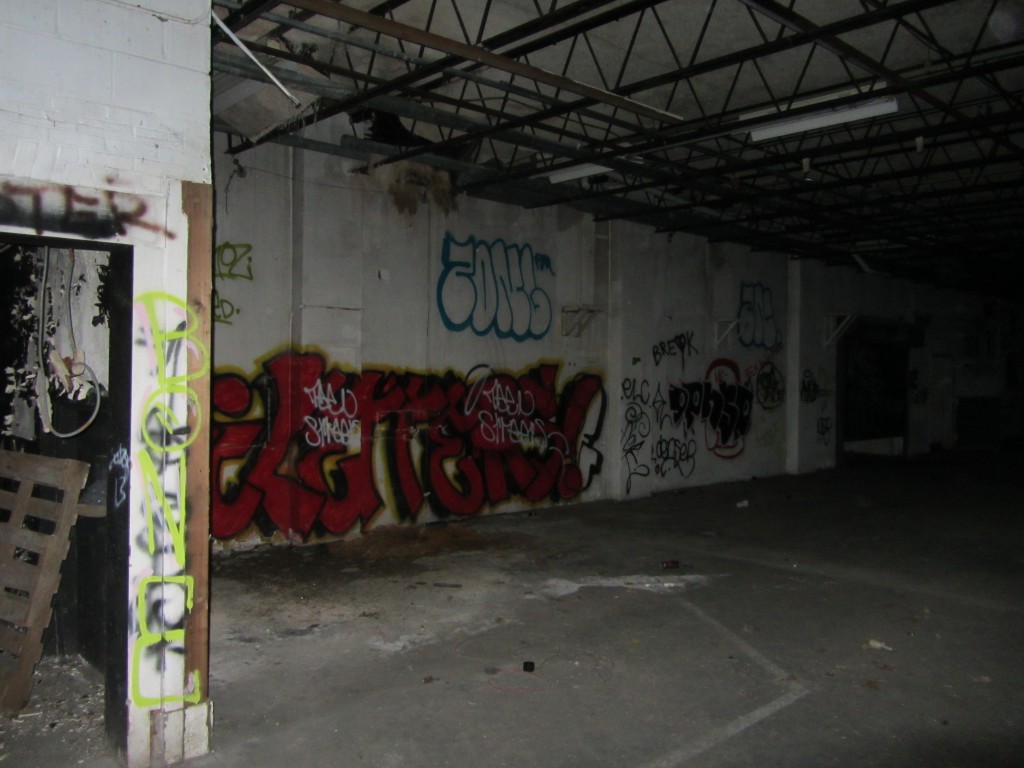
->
[652, 330, 698, 369]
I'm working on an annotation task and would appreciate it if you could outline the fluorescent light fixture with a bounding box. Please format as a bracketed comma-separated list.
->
[740, 84, 884, 121]
[748, 96, 898, 142]
[546, 163, 614, 184]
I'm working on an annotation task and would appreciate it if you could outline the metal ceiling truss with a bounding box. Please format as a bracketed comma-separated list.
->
[211, 0, 1024, 296]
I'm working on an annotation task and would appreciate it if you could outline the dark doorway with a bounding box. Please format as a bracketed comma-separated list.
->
[0, 234, 131, 754]
[838, 319, 911, 458]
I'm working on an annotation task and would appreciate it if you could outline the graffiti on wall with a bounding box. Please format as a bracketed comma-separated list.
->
[669, 359, 754, 458]
[620, 378, 652, 493]
[130, 292, 205, 708]
[620, 376, 699, 492]
[109, 445, 131, 509]
[652, 330, 698, 371]
[736, 281, 783, 349]
[651, 435, 697, 480]
[436, 231, 554, 341]
[213, 241, 255, 325]
[800, 368, 830, 403]
[212, 353, 605, 539]
[0, 179, 175, 240]
[754, 360, 786, 410]
[816, 416, 833, 445]
[800, 368, 834, 446]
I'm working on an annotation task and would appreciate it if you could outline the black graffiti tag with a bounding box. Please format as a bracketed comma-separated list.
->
[755, 361, 785, 410]
[668, 359, 753, 458]
[652, 330, 698, 368]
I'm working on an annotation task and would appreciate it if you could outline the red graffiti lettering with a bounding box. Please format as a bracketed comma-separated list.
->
[211, 353, 605, 539]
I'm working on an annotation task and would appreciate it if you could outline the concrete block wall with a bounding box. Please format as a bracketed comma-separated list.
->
[213, 133, 608, 545]
[212, 132, 1020, 545]
[609, 223, 790, 497]
[1, 2, 212, 766]
[0, 0, 210, 193]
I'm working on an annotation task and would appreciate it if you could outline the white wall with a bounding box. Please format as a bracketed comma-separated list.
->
[609, 224, 789, 497]
[211, 128, 1019, 541]
[0, 1, 212, 765]
[212, 134, 608, 543]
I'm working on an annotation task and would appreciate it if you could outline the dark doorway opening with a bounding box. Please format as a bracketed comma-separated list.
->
[838, 319, 911, 459]
[0, 233, 131, 755]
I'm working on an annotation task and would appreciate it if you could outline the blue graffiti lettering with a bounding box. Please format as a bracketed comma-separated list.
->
[437, 232, 553, 341]
[736, 282, 783, 349]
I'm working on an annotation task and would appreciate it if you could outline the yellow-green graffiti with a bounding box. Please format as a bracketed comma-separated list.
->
[129, 292, 206, 707]
[131, 576, 202, 707]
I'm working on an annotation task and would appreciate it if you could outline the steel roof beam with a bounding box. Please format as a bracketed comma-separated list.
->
[286, 0, 682, 125]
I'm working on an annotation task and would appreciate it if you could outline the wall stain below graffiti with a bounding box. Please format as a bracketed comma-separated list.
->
[212, 353, 605, 539]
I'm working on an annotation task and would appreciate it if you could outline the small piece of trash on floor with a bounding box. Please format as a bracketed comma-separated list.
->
[661, 560, 679, 569]
[973, 675, 992, 683]
[867, 639, 894, 651]
[736, 499, 749, 508]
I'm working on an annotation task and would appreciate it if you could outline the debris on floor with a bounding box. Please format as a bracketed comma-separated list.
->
[214, 522, 519, 582]
[1, 655, 108, 765]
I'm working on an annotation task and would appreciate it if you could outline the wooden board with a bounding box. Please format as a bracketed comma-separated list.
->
[0, 450, 90, 713]
[182, 180, 213, 704]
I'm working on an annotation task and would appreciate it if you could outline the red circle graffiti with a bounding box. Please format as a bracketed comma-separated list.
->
[213, 373, 252, 417]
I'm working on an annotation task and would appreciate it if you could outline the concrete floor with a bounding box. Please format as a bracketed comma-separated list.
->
[8, 450, 1024, 767]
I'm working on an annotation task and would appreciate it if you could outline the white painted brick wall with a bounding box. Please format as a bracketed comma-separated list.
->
[0, 0, 211, 190]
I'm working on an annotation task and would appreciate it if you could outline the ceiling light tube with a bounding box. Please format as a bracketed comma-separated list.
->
[545, 163, 615, 184]
[749, 96, 898, 141]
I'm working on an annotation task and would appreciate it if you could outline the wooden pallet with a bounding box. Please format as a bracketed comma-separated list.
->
[0, 450, 92, 714]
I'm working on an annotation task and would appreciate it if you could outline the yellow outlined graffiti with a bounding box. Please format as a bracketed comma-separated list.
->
[137, 449, 187, 567]
[129, 291, 206, 708]
[131, 576, 202, 708]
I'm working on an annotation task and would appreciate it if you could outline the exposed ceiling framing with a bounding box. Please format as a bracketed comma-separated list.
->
[211, 0, 1024, 296]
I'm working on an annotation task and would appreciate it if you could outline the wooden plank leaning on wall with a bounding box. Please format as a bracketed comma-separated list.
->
[182, 181, 212, 710]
